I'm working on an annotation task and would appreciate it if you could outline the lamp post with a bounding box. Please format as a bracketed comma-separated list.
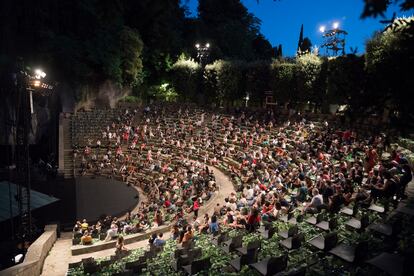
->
[244, 93, 250, 108]
[195, 42, 210, 66]
[319, 21, 347, 56]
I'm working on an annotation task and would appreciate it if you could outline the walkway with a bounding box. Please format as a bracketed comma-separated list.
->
[40, 166, 236, 276]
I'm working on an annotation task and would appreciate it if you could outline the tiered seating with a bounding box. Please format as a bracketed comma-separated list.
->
[67, 104, 413, 275]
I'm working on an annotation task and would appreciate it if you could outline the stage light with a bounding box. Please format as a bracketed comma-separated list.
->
[34, 69, 46, 79]
[33, 80, 41, 87]
[195, 43, 200, 49]
[206, 43, 210, 48]
[333, 22, 339, 29]
[319, 26, 326, 33]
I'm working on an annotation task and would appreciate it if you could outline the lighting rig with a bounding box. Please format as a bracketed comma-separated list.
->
[195, 42, 211, 65]
[13, 60, 54, 240]
[319, 22, 348, 56]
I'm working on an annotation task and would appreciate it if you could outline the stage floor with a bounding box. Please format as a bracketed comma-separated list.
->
[75, 177, 138, 221]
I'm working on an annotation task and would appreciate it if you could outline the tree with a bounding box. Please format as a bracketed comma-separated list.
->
[365, 16, 414, 125]
[122, 0, 186, 84]
[198, 0, 272, 60]
[361, 0, 414, 18]
[170, 56, 202, 101]
[120, 27, 144, 87]
[203, 60, 244, 106]
[245, 61, 271, 106]
[270, 61, 297, 105]
[295, 53, 322, 105]
[327, 55, 365, 106]
[296, 24, 312, 56]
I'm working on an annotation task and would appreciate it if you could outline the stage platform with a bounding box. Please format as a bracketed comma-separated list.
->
[75, 177, 138, 221]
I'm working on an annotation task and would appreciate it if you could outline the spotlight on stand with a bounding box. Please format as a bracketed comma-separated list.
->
[195, 42, 211, 66]
[319, 21, 347, 56]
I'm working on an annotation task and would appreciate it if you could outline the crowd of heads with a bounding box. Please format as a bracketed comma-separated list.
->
[72, 103, 412, 245]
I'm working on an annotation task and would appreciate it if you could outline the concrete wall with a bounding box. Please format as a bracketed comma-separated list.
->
[0, 225, 57, 276]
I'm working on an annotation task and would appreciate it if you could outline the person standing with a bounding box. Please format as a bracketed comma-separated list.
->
[193, 198, 200, 218]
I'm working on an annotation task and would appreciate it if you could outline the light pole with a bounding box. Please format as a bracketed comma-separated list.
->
[319, 21, 347, 56]
[195, 42, 210, 66]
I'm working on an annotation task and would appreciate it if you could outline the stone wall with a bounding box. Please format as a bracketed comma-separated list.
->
[0, 225, 57, 276]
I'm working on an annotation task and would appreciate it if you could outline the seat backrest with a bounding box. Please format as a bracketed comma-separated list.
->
[288, 225, 299, 237]
[269, 254, 288, 274]
[296, 214, 304, 223]
[81, 257, 94, 264]
[177, 254, 191, 266]
[352, 204, 359, 216]
[68, 260, 82, 269]
[360, 214, 369, 229]
[100, 259, 112, 267]
[286, 265, 306, 276]
[83, 262, 99, 274]
[218, 233, 228, 243]
[329, 218, 338, 229]
[232, 235, 243, 248]
[355, 241, 369, 263]
[291, 233, 304, 249]
[324, 232, 338, 251]
[192, 257, 211, 273]
[174, 248, 187, 259]
[247, 239, 261, 250]
[268, 226, 277, 237]
[188, 248, 202, 260]
[125, 260, 141, 270]
[316, 213, 324, 223]
[182, 239, 195, 250]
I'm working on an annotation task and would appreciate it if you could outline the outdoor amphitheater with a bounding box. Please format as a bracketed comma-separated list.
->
[1, 1, 414, 275]
[1, 103, 413, 276]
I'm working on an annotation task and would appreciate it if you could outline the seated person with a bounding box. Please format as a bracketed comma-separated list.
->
[303, 188, 324, 214]
[104, 222, 118, 241]
[81, 230, 93, 245]
[81, 219, 89, 233]
[209, 215, 220, 234]
[296, 183, 308, 204]
[73, 221, 82, 233]
[115, 236, 128, 255]
[153, 233, 166, 247]
[181, 226, 194, 244]
[171, 224, 180, 240]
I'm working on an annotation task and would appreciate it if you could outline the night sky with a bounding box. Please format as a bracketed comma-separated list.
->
[185, 0, 412, 56]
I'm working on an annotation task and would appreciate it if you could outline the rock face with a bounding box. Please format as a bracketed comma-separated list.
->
[0, 85, 56, 145]
[0, 79, 126, 145]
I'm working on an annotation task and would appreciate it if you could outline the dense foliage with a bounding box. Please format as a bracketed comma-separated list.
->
[0, 1, 413, 125]
[0, 0, 273, 98]
[169, 15, 413, 127]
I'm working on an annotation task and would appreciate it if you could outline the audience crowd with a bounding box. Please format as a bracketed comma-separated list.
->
[71, 104, 412, 249]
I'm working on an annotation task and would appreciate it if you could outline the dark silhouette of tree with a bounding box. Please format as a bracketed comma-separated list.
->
[296, 24, 312, 56]
[197, 0, 272, 60]
[297, 24, 304, 54]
